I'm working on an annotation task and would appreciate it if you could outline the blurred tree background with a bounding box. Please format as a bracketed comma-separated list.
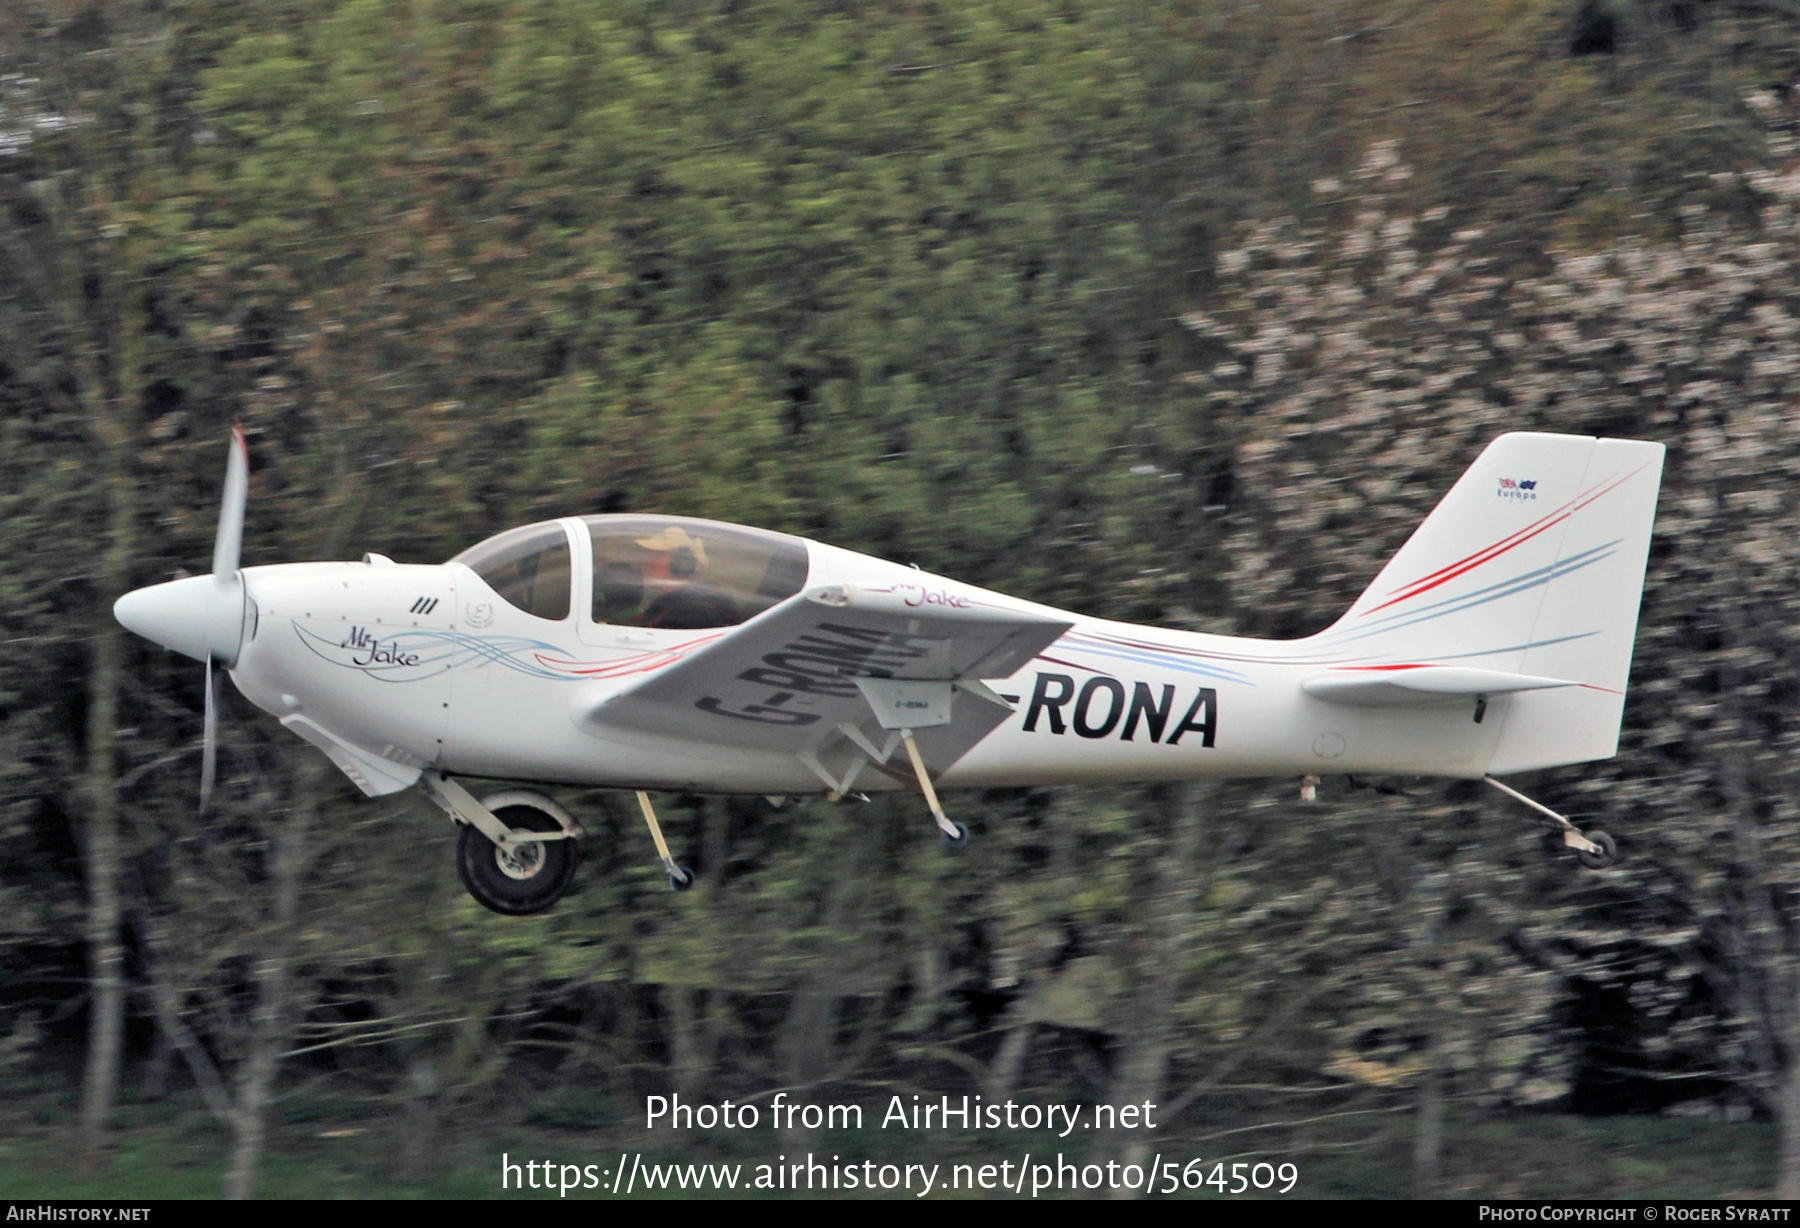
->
[5, 0, 1800, 1199]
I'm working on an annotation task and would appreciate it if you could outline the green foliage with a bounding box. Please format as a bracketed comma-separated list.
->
[9, 0, 1800, 1198]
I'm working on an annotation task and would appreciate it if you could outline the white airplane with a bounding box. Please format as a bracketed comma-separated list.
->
[114, 430, 1665, 914]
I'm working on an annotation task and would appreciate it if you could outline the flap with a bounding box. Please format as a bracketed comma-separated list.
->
[574, 584, 1071, 760]
[1302, 665, 1581, 708]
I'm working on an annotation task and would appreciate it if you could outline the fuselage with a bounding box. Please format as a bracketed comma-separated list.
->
[220, 514, 1507, 796]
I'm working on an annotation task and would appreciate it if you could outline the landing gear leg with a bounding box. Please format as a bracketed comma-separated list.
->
[1484, 775, 1616, 869]
[901, 730, 967, 846]
[636, 791, 695, 890]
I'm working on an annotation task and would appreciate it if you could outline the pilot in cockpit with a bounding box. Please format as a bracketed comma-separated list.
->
[596, 527, 739, 630]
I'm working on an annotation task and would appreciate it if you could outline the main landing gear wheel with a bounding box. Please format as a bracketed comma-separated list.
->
[669, 866, 696, 892]
[1577, 830, 1617, 870]
[941, 820, 970, 848]
[457, 806, 576, 916]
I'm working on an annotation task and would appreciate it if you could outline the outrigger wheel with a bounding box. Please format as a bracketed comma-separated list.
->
[457, 805, 577, 915]
[1576, 830, 1617, 871]
[1485, 776, 1620, 872]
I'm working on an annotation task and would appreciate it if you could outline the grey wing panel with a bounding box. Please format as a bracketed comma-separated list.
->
[575, 586, 1071, 766]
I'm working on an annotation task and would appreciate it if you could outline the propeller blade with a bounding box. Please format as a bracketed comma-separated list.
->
[200, 656, 217, 814]
[212, 424, 248, 581]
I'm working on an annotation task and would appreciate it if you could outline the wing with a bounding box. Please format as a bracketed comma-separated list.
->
[574, 583, 1071, 785]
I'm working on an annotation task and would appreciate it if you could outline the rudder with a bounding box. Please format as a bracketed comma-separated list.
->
[1488, 436, 1665, 772]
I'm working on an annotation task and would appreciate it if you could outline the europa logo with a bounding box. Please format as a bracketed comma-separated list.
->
[1497, 477, 1538, 501]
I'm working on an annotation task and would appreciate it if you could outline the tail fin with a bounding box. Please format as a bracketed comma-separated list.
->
[1312, 432, 1665, 773]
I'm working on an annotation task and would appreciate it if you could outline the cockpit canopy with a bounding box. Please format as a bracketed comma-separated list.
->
[585, 516, 810, 629]
[451, 516, 810, 630]
[451, 522, 572, 621]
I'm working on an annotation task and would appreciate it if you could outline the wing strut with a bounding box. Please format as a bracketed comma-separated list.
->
[636, 791, 693, 889]
[900, 731, 962, 842]
[854, 678, 970, 846]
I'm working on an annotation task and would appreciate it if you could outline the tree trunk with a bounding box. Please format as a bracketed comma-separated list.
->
[141, 920, 235, 1129]
[775, 823, 860, 1153]
[394, 860, 458, 1182]
[1779, 984, 1800, 1198]
[985, 1019, 1035, 1103]
[79, 592, 127, 1163]
[1108, 783, 1206, 1196]
[398, 1050, 441, 1184]
[222, 765, 315, 1200]
[1409, 868, 1454, 1199]
[78, 220, 141, 1167]
[1412, 1040, 1444, 1198]
[142, 1012, 170, 1102]
[667, 984, 706, 1098]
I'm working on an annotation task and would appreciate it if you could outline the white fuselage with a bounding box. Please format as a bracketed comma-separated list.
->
[226, 519, 1507, 796]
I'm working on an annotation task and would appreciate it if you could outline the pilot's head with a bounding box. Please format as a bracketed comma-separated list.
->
[633, 526, 709, 575]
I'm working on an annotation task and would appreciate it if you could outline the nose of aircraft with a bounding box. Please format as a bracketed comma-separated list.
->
[114, 574, 246, 665]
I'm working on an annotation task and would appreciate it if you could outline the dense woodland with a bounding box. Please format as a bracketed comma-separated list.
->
[7, 0, 1800, 1199]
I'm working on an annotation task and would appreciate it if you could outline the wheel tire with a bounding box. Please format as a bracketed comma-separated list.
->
[669, 866, 696, 892]
[1577, 830, 1617, 870]
[457, 805, 577, 915]
[941, 820, 970, 848]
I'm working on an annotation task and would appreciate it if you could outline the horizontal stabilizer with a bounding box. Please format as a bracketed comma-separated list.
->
[1302, 666, 1580, 708]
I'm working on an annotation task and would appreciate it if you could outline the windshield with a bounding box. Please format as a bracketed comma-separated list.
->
[585, 515, 809, 630]
[450, 522, 572, 621]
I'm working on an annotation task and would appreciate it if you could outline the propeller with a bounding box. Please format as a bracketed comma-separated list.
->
[112, 426, 255, 811]
[201, 656, 219, 811]
[200, 425, 249, 813]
